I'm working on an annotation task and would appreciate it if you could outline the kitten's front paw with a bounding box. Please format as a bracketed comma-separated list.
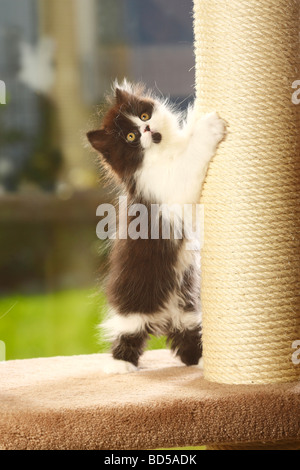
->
[101, 356, 138, 375]
[203, 111, 226, 145]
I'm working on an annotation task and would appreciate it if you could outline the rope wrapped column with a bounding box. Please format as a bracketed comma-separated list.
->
[193, 0, 300, 449]
[194, 0, 300, 386]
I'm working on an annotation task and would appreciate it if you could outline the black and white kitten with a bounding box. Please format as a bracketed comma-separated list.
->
[87, 81, 225, 374]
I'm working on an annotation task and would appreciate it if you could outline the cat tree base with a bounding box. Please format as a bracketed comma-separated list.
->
[1, 349, 299, 450]
[206, 441, 300, 450]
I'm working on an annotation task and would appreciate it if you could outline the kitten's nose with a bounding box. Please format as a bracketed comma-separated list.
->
[144, 125, 151, 133]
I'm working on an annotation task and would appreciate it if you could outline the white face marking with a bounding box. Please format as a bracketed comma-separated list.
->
[140, 131, 153, 150]
[128, 114, 155, 150]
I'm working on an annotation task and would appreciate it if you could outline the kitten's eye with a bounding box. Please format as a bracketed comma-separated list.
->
[140, 113, 150, 122]
[127, 132, 136, 142]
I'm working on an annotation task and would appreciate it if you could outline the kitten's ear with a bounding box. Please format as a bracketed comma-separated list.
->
[87, 129, 110, 159]
[115, 88, 131, 105]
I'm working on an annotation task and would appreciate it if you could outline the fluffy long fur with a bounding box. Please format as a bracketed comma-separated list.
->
[87, 80, 225, 374]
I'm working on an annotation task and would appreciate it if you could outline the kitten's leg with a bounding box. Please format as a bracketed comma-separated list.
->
[168, 262, 203, 367]
[188, 111, 226, 178]
[111, 331, 148, 367]
[187, 110, 226, 162]
[101, 312, 149, 374]
[170, 111, 226, 204]
[167, 325, 203, 367]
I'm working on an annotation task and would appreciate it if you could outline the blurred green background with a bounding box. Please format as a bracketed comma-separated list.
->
[0, 0, 195, 362]
[0, 288, 166, 360]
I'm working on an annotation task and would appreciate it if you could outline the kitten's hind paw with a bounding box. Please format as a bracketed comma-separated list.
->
[203, 111, 226, 144]
[101, 357, 138, 375]
[197, 357, 204, 370]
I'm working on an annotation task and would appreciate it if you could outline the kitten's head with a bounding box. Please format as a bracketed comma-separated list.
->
[87, 81, 180, 188]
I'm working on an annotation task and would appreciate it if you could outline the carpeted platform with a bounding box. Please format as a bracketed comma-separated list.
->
[0, 350, 300, 450]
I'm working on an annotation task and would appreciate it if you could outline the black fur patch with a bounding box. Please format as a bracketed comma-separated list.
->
[167, 326, 202, 366]
[112, 331, 148, 367]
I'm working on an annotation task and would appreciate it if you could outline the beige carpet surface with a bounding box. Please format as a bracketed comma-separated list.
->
[0, 350, 300, 450]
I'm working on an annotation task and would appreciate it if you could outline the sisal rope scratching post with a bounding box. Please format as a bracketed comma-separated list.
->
[194, 0, 300, 449]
